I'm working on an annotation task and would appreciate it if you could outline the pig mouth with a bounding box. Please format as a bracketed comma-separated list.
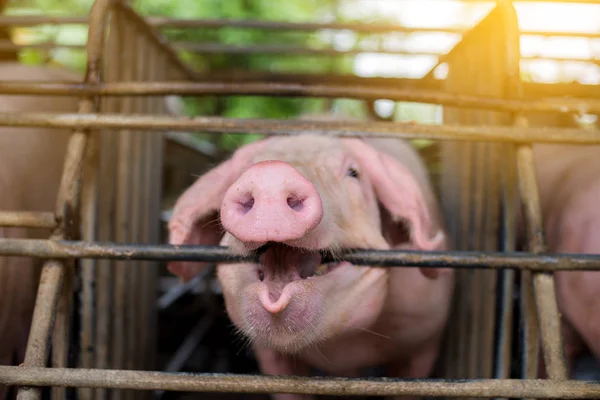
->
[254, 243, 343, 300]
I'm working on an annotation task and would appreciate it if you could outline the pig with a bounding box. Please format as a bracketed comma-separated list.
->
[526, 143, 600, 377]
[0, 62, 82, 400]
[168, 118, 455, 400]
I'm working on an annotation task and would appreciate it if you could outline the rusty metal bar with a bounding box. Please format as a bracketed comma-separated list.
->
[3, 367, 600, 398]
[494, 144, 518, 390]
[0, 239, 599, 271]
[5, 40, 599, 65]
[0, 14, 599, 39]
[0, 81, 597, 115]
[516, 145, 569, 379]
[51, 263, 73, 400]
[0, 41, 83, 51]
[0, 113, 597, 143]
[15, 0, 109, 397]
[498, 0, 568, 383]
[0, 211, 56, 228]
[34, 69, 583, 100]
[93, 7, 122, 400]
[17, 260, 65, 369]
[496, 3, 543, 390]
[111, 13, 136, 390]
[0, 16, 89, 26]
[78, 129, 99, 400]
[175, 42, 443, 56]
[152, 17, 466, 33]
[177, 42, 600, 64]
[152, 316, 213, 399]
[183, 71, 600, 100]
[16, 133, 89, 400]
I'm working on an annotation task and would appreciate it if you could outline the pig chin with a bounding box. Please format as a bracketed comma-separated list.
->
[218, 239, 379, 354]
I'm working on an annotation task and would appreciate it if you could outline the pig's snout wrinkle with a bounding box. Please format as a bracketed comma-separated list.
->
[220, 160, 324, 244]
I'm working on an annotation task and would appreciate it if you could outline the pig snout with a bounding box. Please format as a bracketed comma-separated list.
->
[220, 160, 324, 244]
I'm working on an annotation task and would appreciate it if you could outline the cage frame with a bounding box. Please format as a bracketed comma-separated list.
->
[0, 0, 599, 399]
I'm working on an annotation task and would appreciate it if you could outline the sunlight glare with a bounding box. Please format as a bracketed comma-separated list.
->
[342, 0, 600, 84]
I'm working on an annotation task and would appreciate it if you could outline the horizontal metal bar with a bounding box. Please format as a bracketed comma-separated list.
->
[0, 81, 597, 115]
[175, 42, 443, 57]
[153, 18, 466, 34]
[3, 40, 599, 64]
[0, 239, 599, 271]
[0, 15, 598, 38]
[0, 41, 83, 51]
[0, 113, 597, 144]
[179, 43, 600, 65]
[0, 366, 599, 398]
[166, 70, 600, 100]
[176, 43, 600, 64]
[0, 212, 57, 228]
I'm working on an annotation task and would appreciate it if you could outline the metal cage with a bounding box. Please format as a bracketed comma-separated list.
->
[0, 0, 600, 399]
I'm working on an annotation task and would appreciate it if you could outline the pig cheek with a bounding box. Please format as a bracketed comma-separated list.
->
[216, 263, 259, 329]
[324, 267, 388, 335]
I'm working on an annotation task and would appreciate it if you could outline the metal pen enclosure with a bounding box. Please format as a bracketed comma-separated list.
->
[0, 0, 598, 399]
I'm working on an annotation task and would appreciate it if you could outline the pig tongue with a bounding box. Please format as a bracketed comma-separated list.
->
[259, 244, 321, 302]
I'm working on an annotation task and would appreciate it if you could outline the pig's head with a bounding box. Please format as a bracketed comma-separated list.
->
[168, 134, 447, 353]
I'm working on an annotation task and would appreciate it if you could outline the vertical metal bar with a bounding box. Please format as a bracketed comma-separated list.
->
[516, 145, 568, 380]
[440, 139, 461, 381]
[78, 131, 100, 400]
[137, 41, 155, 399]
[494, 143, 517, 400]
[95, 9, 122, 400]
[146, 50, 169, 376]
[94, 135, 117, 400]
[113, 16, 138, 400]
[17, 126, 92, 400]
[480, 23, 504, 380]
[469, 140, 485, 383]
[498, 0, 568, 383]
[51, 258, 74, 400]
[129, 33, 146, 400]
[142, 44, 157, 380]
[459, 140, 473, 387]
[16, 260, 64, 400]
[482, 140, 501, 380]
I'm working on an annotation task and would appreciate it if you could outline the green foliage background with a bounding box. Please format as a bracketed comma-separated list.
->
[4, 0, 442, 154]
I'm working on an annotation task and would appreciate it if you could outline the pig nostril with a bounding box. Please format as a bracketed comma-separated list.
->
[287, 195, 304, 212]
[239, 196, 255, 214]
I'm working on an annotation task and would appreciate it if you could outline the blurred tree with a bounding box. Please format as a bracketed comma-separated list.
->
[2, 0, 442, 154]
[132, 0, 360, 151]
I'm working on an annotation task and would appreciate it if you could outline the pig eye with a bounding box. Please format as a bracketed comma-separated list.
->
[346, 167, 360, 179]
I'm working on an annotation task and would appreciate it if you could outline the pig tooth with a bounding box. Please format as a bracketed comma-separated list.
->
[313, 264, 329, 276]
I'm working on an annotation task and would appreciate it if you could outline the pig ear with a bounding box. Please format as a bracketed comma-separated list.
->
[167, 140, 267, 282]
[343, 139, 449, 280]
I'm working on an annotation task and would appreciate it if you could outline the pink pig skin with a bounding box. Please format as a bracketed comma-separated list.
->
[527, 143, 600, 377]
[168, 133, 454, 400]
[0, 62, 81, 400]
